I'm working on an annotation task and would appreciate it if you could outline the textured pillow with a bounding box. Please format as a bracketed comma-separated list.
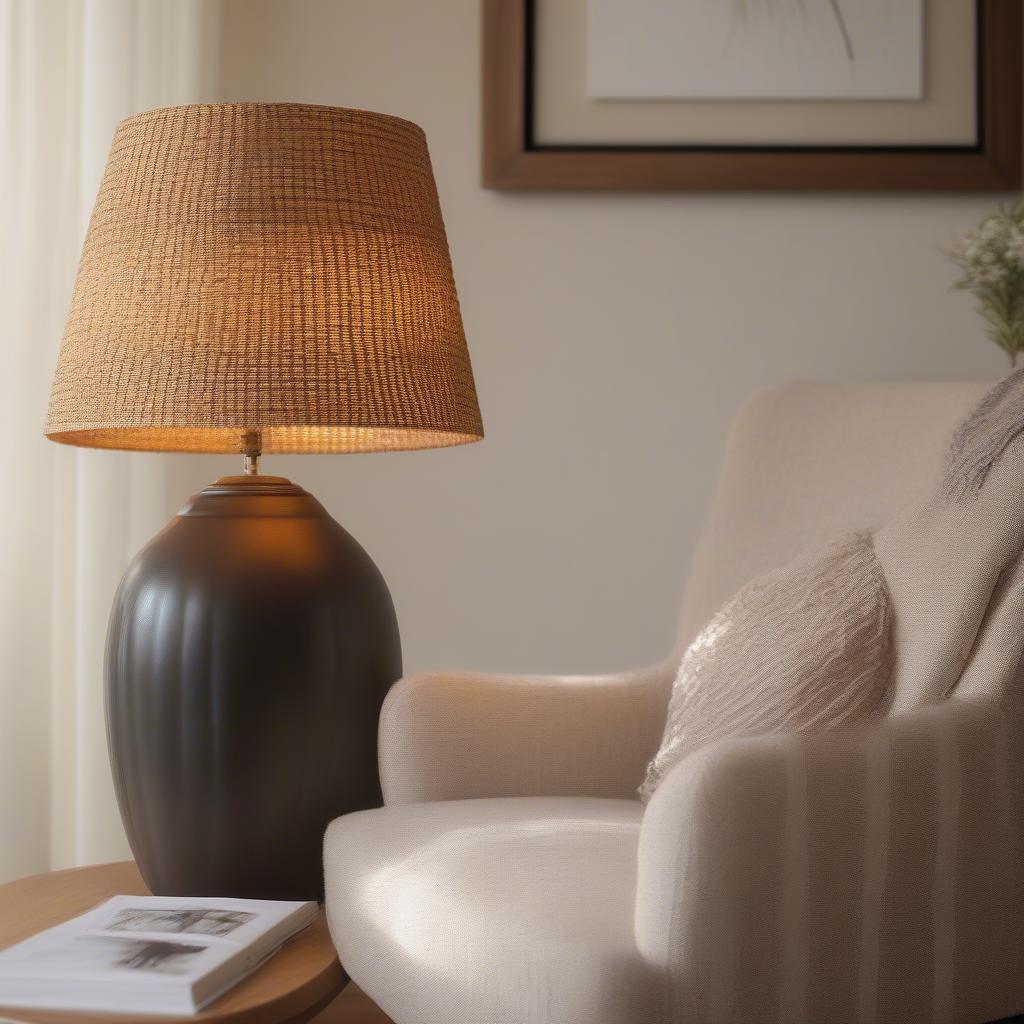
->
[640, 529, 893, 801]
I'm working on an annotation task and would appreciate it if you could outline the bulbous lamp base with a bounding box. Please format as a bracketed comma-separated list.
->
[105, 475, 401, 901]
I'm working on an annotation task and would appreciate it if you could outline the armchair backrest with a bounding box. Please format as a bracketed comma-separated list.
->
[675, 381, 988, 657]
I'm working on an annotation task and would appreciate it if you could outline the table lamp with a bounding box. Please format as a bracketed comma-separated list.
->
[45, 103, 483, 900]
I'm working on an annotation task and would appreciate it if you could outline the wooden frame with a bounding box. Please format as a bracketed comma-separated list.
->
[482, 0, 1022, 190]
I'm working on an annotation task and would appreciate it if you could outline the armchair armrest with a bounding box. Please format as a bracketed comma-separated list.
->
[379, 661, 673, 804]
[635, 699, 1024, 1024]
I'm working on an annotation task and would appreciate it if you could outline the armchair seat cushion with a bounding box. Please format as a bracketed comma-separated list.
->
[323, 797, 656, 1024]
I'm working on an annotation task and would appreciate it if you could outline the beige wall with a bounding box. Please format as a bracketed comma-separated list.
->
[188, 0, 1012, 678]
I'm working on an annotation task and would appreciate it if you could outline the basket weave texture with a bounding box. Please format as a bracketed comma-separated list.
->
[46, 103, 482, 453]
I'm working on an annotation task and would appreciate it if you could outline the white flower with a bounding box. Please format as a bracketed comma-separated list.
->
[980, 218, 1004, 244]
[1006, 231, 1024, 267]
[980, 264, 1008, 284]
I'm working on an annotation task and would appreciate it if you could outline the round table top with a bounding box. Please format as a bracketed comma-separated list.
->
[0, 861, 347, 1024]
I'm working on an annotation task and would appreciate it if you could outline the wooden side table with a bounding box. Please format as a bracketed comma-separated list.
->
[0, 862, 348, 1024]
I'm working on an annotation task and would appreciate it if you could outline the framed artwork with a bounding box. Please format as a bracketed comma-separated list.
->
[482, 0, 1022, 190]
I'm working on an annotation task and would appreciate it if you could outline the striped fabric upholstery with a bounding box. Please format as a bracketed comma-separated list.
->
[636, 698, 1023, 1023]
[327, 381, 1024, 1023]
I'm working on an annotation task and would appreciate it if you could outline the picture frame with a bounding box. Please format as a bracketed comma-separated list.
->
[482, 0, 1022, 191]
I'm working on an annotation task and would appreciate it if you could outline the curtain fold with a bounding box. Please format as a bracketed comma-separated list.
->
[0, 0, 220, 882]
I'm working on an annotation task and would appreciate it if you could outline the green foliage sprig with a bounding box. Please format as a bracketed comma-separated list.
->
[951, 202, 1024, 366]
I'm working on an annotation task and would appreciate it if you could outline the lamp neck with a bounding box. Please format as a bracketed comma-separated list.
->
[241, 429, 262, 476]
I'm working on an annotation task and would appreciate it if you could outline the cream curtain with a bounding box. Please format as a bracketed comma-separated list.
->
[0, 0, 220, 883]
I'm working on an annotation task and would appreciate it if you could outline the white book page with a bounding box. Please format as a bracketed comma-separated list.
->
[88, 895, 314, 948]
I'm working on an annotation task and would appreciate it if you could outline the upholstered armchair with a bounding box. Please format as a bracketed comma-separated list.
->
[324, 382, 1024, 1024]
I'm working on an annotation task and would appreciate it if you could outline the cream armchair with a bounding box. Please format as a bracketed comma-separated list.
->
[324, 382, 1024, 1024]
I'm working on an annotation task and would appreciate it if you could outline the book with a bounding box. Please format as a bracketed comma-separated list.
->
[0, 894, 318, 1015]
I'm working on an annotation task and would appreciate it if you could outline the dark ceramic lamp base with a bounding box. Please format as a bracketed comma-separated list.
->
[105, 475, 401, 901]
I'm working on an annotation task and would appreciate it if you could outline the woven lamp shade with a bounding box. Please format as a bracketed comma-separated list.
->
[46, 103, 482, 454]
